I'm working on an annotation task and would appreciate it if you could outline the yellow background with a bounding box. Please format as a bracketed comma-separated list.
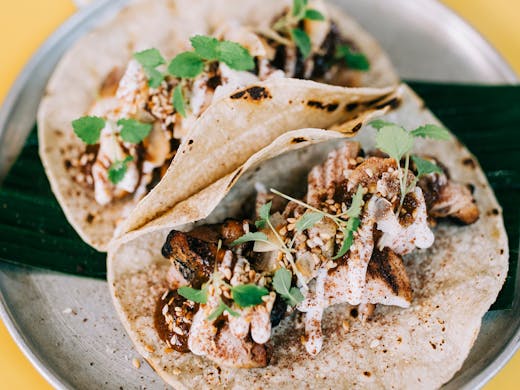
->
[0, 0, 519, 388]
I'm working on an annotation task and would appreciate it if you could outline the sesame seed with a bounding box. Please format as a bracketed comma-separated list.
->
[342, 320, 350, 332]
[132, 358, 141, 369]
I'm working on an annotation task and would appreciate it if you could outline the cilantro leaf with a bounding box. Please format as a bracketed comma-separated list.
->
[117, 119, 152, 144]
[108, 156, 134, 184]
[133, 48, 166, 88]
[173, 84, 187, 118]
[168, 52, 205, 79]
[216, 40, 255, 71]
[72, 116, 105, 145]
[231, 284, 269, 307]
[410, 124, 451, 140]
[375, 124, 414, 162]
[207, 299, 239, 321]
[256, 201, 272, 229]
[190, 35, 219, 60]
[332, 217, 360, 260]
[292, 0, 307, 18]
[231, 232, 269, 246]
[304, 9, 325, 21]
[291, 28, 312, 58]
[295, 212, 324, 234]
[369, 119, 394, 130]
[345, 185, 364, 218]
[177, 286, 208, 304]
[411, 155, 443, 177]
[272, 268, 304, 306]
[336, 45, 370, 71]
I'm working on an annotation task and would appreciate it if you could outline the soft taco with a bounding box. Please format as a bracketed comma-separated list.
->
[107, 85, 508, 389]
[37, 0, 399, 251]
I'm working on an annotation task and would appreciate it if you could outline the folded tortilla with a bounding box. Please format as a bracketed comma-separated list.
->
[37, 0, 399, 251]
[107, 85, 508, 389]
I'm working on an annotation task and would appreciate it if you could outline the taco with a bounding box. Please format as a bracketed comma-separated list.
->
[107, 85, 508, 389]
[38, 0, 399, 250]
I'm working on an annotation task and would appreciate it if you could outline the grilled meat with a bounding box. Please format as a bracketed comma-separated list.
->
[154, 290, 198, 353]
[161, 220, 250, 287]
[188, 251, 275, 368]
[364, 248, 412, 307]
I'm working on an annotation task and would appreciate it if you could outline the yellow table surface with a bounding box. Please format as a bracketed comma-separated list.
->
[0, 0, 519, 388]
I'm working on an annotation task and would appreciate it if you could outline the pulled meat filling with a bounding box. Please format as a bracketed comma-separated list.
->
[74, 2, 364, 206]
[153, 141, 479, 367]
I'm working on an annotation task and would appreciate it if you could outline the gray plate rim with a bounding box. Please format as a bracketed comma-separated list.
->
[0, 0, 518, 389]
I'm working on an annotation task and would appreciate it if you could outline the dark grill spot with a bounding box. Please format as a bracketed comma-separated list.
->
[86, 213, 95, 223]
[230, 86, 271, 101]
[350, 308, 359, 318]
[291, 137, 307, 144]
[462, 157, 476, 169]
[345, 102, 359, 111]
[306, 100, 339, 112]
[375, 97, 401, 110]
[351, 123, 362, 133]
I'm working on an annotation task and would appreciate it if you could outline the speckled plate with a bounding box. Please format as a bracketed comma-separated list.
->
[0, 0, 518, 389]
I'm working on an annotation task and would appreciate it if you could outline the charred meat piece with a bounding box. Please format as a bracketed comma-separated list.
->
[162, 230, 219, 288]
[154, 290, 198, 353]
[161, 220, 249, 288]
[418, 170, 479, 224]
[364, 247, 412, 308]
[188, 251, 275, 368]
[306, 142, 361, 207]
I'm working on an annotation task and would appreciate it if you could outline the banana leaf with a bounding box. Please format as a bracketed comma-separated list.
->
[0, 82, 518, 310]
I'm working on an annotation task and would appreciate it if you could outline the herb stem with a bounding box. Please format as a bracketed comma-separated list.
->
[266, 216, 307, 290]
[397, 153, 410, 214]
[270, 188, 343, 228]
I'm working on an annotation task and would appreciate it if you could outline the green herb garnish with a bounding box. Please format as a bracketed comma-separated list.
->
[177, 285, 208, 304]
[372, 121, 449, 211]
[168, 52, 205, 79]
[172, 84, 187, 118]
[231, 231, 270, 246]
[291, 28, 312, 59]
[271, 185, 365, 260]
[255, 201, 272, 229]
[168, 36, 255, 80]
[295, 212, 324, 233]
[107, 155, 133, 184]
[304, 8, 325, 21]
[190, 35, 219, 60]
[271, 0, 325, 59]
[272, 268, 304, 306]
[410, 124, 451, 140]
[335, 45, 370, 71]
[133, 48, 166, 88]
[216, 40, 256, 71]
[231, 284, 269, 307]
[117, 119, 152, 144]
[72, 116, 105, 145]
[207, 299, 240, 321]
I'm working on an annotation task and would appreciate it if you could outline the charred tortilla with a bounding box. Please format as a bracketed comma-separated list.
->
[107, 85, 508, 389]
[37, 0, 399, 251]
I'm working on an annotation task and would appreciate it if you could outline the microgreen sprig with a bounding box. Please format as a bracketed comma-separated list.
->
[271, 0, 325, 59]
[107, 155, 134, 184]
[271, 185, 365, 259]
[335, 45, 370, 71]
[371, 120, 450, 212]
[167, 35, 255, 116]
[177, 240, 269, 320]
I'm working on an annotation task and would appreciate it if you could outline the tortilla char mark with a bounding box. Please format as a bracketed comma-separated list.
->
[230, 86, 272, 101]
[306, 100, 339, 112]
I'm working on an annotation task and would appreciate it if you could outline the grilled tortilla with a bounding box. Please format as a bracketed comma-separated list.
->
[38, 0, 398, 251]
[107, 85, 508, 389]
